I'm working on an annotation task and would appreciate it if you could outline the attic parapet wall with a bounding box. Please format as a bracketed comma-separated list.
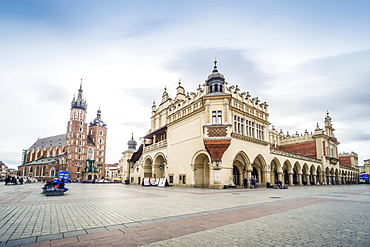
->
[339, 165, 359, 171]
[155, 83, 269, 117]
[278, 134, 315, 146]
[225, 85, 269, 114]
[269, 128, 317, 147]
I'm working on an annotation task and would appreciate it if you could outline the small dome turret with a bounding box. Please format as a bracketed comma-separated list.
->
[206, 60, 225, 81]
[89, 107, 107, 128]
[206, 60, 225, 94]
[126, 133, 137, 152]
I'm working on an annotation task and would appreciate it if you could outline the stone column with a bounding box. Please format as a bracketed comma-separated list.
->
[288, 173, 294, 186]
[298, 173, 303, 186]
[247, 171, 252, 188]
[263, 170, 270, 185]
[312, 175, 317, 185]
[278, 172, 283, 184]
[306, 174, 311, 185]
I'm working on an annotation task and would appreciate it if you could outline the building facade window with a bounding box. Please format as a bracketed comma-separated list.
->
[212, 111, 222, 125]
[179, 174, 186, 184]
[234, 116, 245, 135]
[256, 124, 264, 140]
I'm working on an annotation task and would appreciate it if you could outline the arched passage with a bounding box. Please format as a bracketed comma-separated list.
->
[270, 158, 281, 185]
[233, 165, 241, 185]
[153, 153, 166, 178]
[251, 155, 267, 186]
[293, 162, 302, 185]
[282, 161, 292, 185]
[143, 156, 153, 178]
[232, 152, 250, 186]
[192, 152, 211, 187]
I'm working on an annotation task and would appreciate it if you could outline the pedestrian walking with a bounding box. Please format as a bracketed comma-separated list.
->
[251, 177, 256, 189]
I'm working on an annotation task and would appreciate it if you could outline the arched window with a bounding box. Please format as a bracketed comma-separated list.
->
[88, 148, 94, 159]
[50, 169, 55, 177]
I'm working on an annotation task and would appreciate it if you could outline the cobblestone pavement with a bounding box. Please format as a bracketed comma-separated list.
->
[0, 183, 369, 246]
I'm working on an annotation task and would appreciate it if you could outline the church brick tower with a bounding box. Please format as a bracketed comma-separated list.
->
[66, 79, 108, 180]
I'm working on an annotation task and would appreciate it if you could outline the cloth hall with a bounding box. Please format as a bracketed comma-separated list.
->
[120, 61, 359, 188]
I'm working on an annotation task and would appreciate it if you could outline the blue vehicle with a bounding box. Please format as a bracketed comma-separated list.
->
[359, 174, 370, 183]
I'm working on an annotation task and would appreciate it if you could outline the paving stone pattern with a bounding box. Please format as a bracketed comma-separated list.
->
[0, 182, 369, 247]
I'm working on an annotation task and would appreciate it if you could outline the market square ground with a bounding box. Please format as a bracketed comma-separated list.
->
[0, 183, 369, 247]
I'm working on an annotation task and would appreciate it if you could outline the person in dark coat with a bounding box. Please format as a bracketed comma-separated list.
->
[5, 176, 10, 185]
[243, 177, 248, 188]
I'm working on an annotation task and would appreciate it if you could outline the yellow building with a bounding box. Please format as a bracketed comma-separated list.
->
[364, 159, 370, 174]
[119, 61, 359, 188]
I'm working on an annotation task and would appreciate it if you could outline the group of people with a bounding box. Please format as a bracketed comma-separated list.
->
[41, 179, 69, 194]
[5, 175, 24, 185]
[243, 177, 258, 189]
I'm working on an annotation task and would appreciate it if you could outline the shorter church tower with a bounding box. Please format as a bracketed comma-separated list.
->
[87, 108, 108, 172]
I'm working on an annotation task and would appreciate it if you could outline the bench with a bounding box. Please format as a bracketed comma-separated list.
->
[45, 190, 64, 196]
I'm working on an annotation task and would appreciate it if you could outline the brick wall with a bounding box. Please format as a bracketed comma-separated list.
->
[204, 139, 231, 162]
[207, 127, 227, 137]
[339, 156, 352, 167]
[278, 141, 317, 159]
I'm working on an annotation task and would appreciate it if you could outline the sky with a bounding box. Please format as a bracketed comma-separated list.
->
[1, 0, 369, 169]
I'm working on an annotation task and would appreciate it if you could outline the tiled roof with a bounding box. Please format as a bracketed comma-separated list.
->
[23, 157, 59, 165]
[29, 134, 66, 150]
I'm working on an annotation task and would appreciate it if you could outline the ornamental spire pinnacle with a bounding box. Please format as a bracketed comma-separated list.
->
[71, 78, 87, 110]
[212, 58, 218, 73]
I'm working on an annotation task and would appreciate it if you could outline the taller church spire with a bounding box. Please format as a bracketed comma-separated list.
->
[71, 78, 87, 110]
